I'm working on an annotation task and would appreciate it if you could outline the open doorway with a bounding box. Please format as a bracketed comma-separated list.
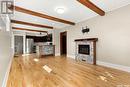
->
[60, 31, 67, 56]
[14, 36, 23, 55]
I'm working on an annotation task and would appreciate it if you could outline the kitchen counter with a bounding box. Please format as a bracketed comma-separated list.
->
[36, 45, 55, 57]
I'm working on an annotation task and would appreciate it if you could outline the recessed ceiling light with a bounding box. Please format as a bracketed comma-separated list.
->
[55, 7, 65, 14]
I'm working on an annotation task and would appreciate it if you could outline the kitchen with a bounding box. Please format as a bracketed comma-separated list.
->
[14, 32, 55, 57]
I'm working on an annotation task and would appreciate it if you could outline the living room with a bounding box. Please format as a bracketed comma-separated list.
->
[0, 0, 130, 87]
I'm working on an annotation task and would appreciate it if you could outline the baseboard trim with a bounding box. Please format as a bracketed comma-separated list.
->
[55, 53, 60, 56]
[67, 55, 75, 59]
[97, 61, 130, 73]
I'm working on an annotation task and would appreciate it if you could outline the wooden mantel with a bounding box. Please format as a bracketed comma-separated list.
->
[75, 38, 98, 42]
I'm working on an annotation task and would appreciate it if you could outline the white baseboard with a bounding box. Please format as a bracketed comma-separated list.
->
[55, 53, 60, 56]
[97, 61, 130, 73]
[67, 55, 75, 59]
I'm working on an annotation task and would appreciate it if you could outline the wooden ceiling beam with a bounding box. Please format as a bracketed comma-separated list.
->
[12, 27, 48, 33]
[9, 5, 75, 25]
[77, 0, 105, 16]
[11, 20, 53, 29]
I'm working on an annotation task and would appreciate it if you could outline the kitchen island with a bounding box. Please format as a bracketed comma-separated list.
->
[36, 45, 55, 57]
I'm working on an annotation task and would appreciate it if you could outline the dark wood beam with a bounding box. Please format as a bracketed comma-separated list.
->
[9, 5, 75, 25]
[77, 0, 105, 16]
[12, 27, 48, 33]
[11, 20, 53, 29]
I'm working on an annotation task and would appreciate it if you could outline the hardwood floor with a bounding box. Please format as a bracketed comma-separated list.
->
[7, 55, 130, 87]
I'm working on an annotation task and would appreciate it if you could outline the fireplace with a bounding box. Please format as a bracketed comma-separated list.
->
[75, 38, 98, 65]
[78, 45, 90, 55]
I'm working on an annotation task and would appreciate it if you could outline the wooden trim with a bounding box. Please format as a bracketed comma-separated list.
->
[93, 41, 96, 65]
[75, 38, 98, 42]
[60, 32, 63, 55]
[12, 27, 48, 33]
[77, 0, 105, 16]
[53, 45, 55, 56]
[9, 5, 75, 25]
[60, 31, 67, 55]
[11, 20, 53, 29]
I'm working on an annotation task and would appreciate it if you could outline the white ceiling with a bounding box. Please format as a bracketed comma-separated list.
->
[12, 0, 130, 31]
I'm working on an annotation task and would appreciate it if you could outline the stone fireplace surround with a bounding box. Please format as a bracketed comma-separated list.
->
[75, 38, 98, 65]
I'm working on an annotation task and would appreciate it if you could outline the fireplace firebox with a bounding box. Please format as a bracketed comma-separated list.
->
[78, 45, 90, 55]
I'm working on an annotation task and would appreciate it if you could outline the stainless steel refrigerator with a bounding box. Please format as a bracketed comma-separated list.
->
[26, 39, 34, 54]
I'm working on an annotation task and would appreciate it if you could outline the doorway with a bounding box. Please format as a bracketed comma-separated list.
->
[14, 36, 23, 55]
[60, 31, 67, 56]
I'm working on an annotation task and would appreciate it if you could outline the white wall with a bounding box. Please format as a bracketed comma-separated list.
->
[53, 28, 62, 56]
[54, 5, 130, 67]
[0, 14, 12, 87]
[0, 31, 12, 87]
